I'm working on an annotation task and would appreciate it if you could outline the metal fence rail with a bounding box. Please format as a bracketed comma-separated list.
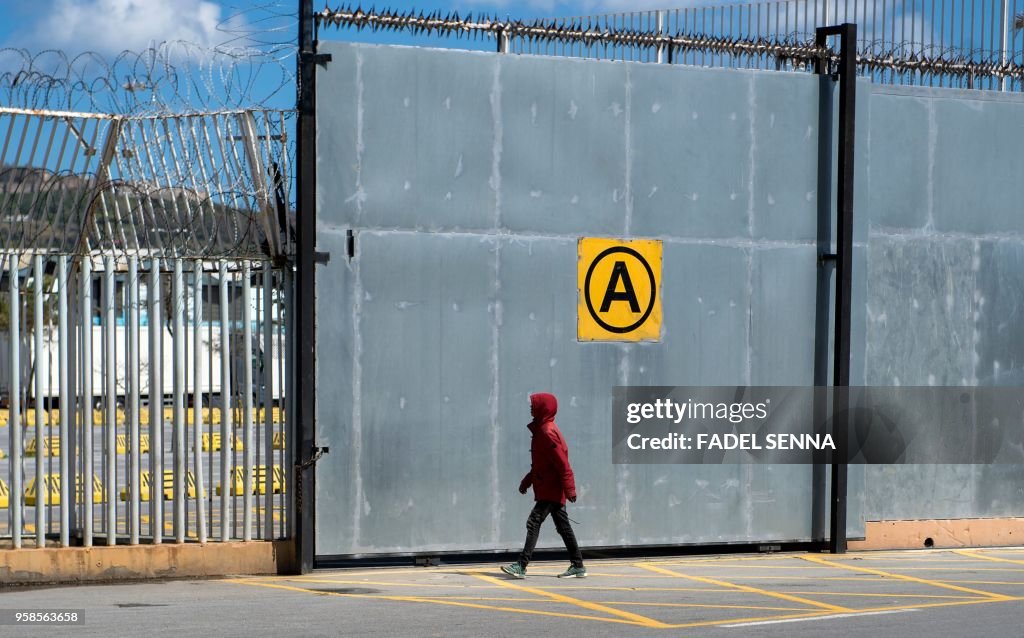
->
[0, 107, 294, 547]
[0, 254, 292, 546]
[319, 1, 1024, 90]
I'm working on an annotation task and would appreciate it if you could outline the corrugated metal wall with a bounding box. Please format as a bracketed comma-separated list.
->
[863, 86, 1024, 520]
[314, 42, 868, 556]
[314, 42, 1024, 557]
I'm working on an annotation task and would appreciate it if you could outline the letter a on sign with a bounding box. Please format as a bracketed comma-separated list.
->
[578, 237, 662, 341]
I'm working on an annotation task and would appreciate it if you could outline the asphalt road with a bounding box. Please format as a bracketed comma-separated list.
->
[2, 548, 1023, 637]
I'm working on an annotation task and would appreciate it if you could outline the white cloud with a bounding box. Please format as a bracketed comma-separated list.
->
[13, 0, 228, 55]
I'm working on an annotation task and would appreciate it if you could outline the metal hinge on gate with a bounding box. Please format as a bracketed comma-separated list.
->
[301, 52, 333, 68]
[314, 251, 331, 265]
[818, 253, 837, 266]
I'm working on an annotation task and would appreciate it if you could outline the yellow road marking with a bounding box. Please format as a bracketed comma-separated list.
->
[877, 567, 1024, 573]
[666, 593, 1023, 630]
[372, 596, 801, 612]
[546, 585, 732, 593]
[640, 564, 832, 570]
[265, 577, 477, 589]
[800, 554, 1013, 600]
[227, 578, 649, 626]
[721, 574, 1003, 583]
[408, 596, 555, 604]
[664, 610, 837, 629]
[829, 598, 1021, 613]
[940, 580, 1024, 586]
[954, 550, 1024, 567]
[600, 601, 804, 611]
[787, 590, 979, 600]
[659, 562, 1019, 572]
[304, 558, 734, 578]
[635, 563, 851, 612]
[844, 557, 1005, 563]
[469, 573, 671, 628]
[647, 555, 794, 563]
[235, 578, 729, 594]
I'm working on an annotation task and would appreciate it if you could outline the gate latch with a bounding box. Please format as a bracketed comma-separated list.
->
[299, 446, 329, 470]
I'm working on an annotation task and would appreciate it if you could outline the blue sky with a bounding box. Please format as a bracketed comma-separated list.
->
[0, 0, 704, 55]
[0, 0, 714, 112]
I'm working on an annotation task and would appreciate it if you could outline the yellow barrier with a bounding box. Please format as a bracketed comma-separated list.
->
[115, 434, 151, 455]
[233, 407, 285, 427]
[84, 409, 127, 426]
[33, 410, 58, 426]
[200, 432, 244, 452]
[0, 406, 286, 427]
[217, 464, 286, 496]
[272, 432, 286, 450]
[161, 470, 204, 500]
[119, 472, 153, 502]
[120, 470, 206, 501]
[10, 410, 62, 427]
[268, 465, 286, 495]
[24, 436, 61, 457]
[216, 467, 247, 497]
[25, 474, 104, 506]
[0, 477, 8, 508]
[0, 447, 6, 459]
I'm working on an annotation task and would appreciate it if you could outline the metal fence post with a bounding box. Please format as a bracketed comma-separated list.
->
[816, 23, 857, 555]
[173, 259, 185, 543]
[193, 261, 207, 544]
[80, 257, 93, 547]
[219, 260, 232, 542]
[33, 254, 46, 548]
[103, 255, 116, 546]
[296, 0, 318, 573]
[1000, 0, 1010, 90]
[128, 256, 140, 544]
[148, 258, 162, 543]
[58, 255, 70, 547]
[10, 256, 22, 548]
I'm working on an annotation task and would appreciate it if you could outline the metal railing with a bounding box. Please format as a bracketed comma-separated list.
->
[319, 1, 1024, 90]
[1, 107, 295, 547]
[1, 255, 292, 547]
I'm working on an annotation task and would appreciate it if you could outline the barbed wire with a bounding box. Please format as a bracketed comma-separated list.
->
[0, 3, 296, 258]
[0, 42, 295, 116]
[317, 5, 1024, 83]
[0, 2, 297, 116]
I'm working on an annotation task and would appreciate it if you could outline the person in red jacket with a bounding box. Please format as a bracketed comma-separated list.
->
[502, 392, 586, 579]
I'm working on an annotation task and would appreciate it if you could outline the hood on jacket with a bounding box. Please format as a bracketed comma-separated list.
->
[530, 392, 558, 424]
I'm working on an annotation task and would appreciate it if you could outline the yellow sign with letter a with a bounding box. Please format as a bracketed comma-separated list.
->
[577, 237, 663, 341]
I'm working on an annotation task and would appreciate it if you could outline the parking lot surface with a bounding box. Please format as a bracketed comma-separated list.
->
[3, 547, 1023, 636]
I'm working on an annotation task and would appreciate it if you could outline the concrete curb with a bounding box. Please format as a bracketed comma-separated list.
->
[0, 540, 295, 586]
[850, 518, 1024, 550]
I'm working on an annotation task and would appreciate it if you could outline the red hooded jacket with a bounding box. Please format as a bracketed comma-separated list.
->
[519, 393, 576, 505]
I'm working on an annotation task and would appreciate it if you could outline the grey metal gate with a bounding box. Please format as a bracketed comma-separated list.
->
[311, 41, 856, 558]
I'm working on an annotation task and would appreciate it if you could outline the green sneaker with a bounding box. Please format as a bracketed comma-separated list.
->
[557, 565, 587, 578]
[501, 562, 526, 579]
